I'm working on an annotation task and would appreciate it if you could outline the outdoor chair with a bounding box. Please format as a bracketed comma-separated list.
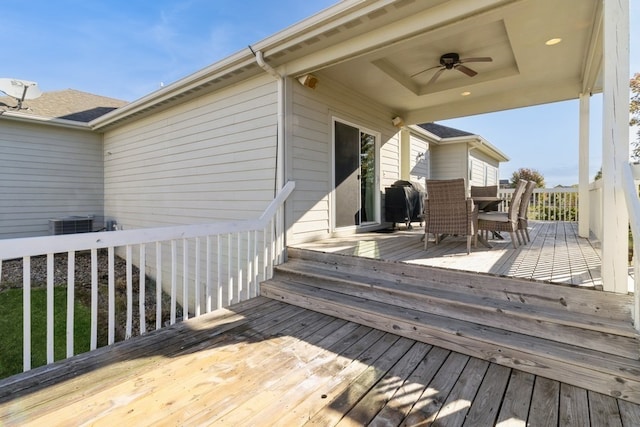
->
[517, 180, 537, 243]
[477, 180, 527, 249]
[423, 178, 477, 255]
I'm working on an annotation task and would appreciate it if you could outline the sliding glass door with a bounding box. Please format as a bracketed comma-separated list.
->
[333, 120, 379, 229]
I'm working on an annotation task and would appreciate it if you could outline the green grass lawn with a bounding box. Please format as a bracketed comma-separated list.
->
[0, 286, 92, 379]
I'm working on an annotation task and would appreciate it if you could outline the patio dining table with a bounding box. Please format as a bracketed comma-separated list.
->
[471, 196, 502, 212]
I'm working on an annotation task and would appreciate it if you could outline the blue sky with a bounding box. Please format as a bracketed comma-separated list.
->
[2, 0, 638, 187]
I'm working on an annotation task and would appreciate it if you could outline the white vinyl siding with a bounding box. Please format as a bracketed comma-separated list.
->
[469, 150, 500, 186]
[289, 76, 399, 244]
[103, 75, 278, 229]
[409, 134, 429, 182]
[429, 143, 469, 183]
[0, 120, 103, 239]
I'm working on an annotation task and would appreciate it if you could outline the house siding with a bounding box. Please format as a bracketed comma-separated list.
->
[102, 75, 278, 311]
[469, 150, 500, 186]
[429, 143, 469, 183]
[103, 75, 279, 229]
[0, 120, 104, 239]
[409, 133, 429, 183]
[288, 76, 400, 244]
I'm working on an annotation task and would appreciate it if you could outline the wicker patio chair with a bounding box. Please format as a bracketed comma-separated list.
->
[470, 185, 498, 198]
[423, 178, 477, 255]
[517, 180, 537, 243]
[477, 180, 527, 249]
[470, 184, 500, 212]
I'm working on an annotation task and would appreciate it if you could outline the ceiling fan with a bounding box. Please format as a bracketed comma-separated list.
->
[410, 52, 493, 86]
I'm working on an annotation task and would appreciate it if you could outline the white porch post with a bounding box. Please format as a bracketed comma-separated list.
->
[400, 128, 410, 180]
[578, 93, 590, 238]
[601, 0, 630, 293]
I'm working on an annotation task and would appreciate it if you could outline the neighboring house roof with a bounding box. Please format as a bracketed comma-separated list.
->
[417, 123, 474, 139]
[410, 122, 510, 163]
[0, 89, 127, 123]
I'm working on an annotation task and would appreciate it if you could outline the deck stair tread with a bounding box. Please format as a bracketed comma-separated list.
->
[286, 247, 632, 321]
[260, 248, 640, 404]
[276, 259, 636, 339]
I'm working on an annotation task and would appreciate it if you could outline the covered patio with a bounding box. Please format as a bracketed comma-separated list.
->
[293, 220, 604, 289]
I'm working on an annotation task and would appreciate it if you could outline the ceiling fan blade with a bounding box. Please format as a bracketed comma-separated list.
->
[410, 64, 442, 79]
[455, 64, 477, 77]
[459, 57, 493, 63]
[425, 67, 446, 86]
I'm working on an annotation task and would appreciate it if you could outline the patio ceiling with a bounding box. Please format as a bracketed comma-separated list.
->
[282, 0, 603, 124]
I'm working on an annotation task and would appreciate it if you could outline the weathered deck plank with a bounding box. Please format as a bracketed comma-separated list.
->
[292, 221, 603, 289]
[1, 298, 636, 426]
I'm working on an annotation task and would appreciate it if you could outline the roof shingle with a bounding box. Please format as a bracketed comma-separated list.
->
[0, 89, 127, 122]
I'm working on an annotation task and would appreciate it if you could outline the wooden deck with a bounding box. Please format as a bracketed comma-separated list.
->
[2, 296, 640, 426]
[292, 221, 604, 289]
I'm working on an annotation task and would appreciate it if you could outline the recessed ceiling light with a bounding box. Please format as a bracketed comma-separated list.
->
[461, 91, 471, 96]
[545, 38, 562, 46]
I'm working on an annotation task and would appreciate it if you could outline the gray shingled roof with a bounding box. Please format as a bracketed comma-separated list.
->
[0, 89, 127, 122]
[417, 122, 475, 139]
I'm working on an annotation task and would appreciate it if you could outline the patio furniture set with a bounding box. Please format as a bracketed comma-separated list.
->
[422, 178, 537, 254]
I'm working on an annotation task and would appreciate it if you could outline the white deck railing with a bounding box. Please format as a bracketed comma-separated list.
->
[622, 164, 640, 329]
[0, 181, 295, 373]
[498, 186, 579, 221]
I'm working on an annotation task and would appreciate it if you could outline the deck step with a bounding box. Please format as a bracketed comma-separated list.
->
[260, 248, 640, 404]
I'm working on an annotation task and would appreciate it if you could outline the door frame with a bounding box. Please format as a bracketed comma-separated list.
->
[330, 116, 381, 233]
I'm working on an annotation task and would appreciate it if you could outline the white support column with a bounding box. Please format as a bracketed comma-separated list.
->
[578, 93, 590, 238]
[601, 0, 630, 293]
[400, 128, 410, 180]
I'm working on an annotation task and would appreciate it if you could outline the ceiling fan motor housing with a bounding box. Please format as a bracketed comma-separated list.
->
[440, 52, 460, 69]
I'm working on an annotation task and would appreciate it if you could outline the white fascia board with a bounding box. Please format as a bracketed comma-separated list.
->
[0, 110, 92, 130]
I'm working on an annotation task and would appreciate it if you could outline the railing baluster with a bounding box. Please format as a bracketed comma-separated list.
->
[183, 238, 189, 320]
[23, 256, 31, 372]
[108, 247, 115, 345]
[246, 230, 251, 300]
[227, 234, 232, 306]
[171, 240, 177, 325]
[237, 233, 242, 302]
[125, 245, 133, 339]
[262, 227, 268, 283]
[195, 237, 201, 317]
[139, 244, 146, 335]
[217, 234, 222, 310]
[253, 229, 258, 297]
[66, 251, 75, 358]
[155, 242, 162, 330]
[269, 218, 275, 279]
[206, 236, 212, 313]
[90, 249, 98, 351]
[46, 253, 54, 364]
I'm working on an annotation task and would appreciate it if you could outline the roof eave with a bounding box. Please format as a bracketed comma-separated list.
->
[90, 0, 379, 131]
[0, 110, 92, 130]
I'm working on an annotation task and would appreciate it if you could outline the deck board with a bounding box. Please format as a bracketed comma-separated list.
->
[293, 221, 603, 289]
[2, 297, 637, 426]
